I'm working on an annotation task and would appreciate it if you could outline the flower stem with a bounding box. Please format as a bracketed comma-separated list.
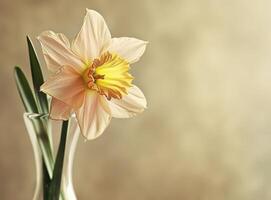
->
[48, 120, 69, 200]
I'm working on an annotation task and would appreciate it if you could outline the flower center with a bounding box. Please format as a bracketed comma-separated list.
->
[82, 52, 133, 100]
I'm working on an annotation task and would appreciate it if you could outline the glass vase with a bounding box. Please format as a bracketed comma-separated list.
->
[23, 112, 79, 200]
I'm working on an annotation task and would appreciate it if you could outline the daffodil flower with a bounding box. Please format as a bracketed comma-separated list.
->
[38, 9, 147, 140]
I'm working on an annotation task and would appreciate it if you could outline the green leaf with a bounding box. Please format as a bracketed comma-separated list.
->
[27, 36, 48, 114]
[26, 38, 53, 198]
[15, 66, 54, 198]
[49, 120, 69, 200]
[14, 66, 39, 113]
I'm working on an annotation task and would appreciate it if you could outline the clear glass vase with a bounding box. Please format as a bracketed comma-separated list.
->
[23, 113, 79, 200]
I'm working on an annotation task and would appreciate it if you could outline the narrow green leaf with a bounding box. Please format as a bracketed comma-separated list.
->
[15, 66, 53, 198]
[27, 36, 48, 114]
[49, 120, 69, 200]
[33, 119, 54, 176]
[27, 36, 53, 197]
[14, 66, 39, 113]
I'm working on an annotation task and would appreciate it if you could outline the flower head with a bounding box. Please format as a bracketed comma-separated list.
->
[38, 9, 147, 140]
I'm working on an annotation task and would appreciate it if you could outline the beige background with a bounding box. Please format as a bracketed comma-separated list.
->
[1, 0, 271, 199]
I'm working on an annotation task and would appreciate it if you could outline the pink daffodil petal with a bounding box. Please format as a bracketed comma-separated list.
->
[57, 33, 70, 47]
[37, 31, 85, 73]
[72, 9, 111, 61]
[108, 85, 147, 118]
[41, 66, 85, 109]
[76, 91, 111, 140]
[50, 98, 72, 120]
[107, 37, 148, 64]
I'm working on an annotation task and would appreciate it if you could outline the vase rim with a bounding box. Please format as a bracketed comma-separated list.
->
[23, 112, 49, 119]
[23, 112, 76, 120]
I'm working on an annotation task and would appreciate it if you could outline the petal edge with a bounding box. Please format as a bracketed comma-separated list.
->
[50, 98, 72, 120]
[40, 66, 85, 109]
[107, 37, 148, 64]
[72, 9, 111, 61]
[37, 31, 84, 73]
[75, 91, 111, 140]
[108, 85, 147, 118]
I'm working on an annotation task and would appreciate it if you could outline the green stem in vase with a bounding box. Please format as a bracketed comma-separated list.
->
[49, 120, 69, 200]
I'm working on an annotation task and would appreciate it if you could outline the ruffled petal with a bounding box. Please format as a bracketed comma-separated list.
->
[72, 9, 111, 62]
[75, 91, 111, 140]
[37, 31, 85, 73]
[107, 37, 148, 64]
[108, 85, 147, 118]
[41, 66, 85, 109]
[50, 98, 72, 120]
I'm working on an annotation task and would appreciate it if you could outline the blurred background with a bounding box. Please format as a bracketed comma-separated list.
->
[1, 0, 271, 199]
